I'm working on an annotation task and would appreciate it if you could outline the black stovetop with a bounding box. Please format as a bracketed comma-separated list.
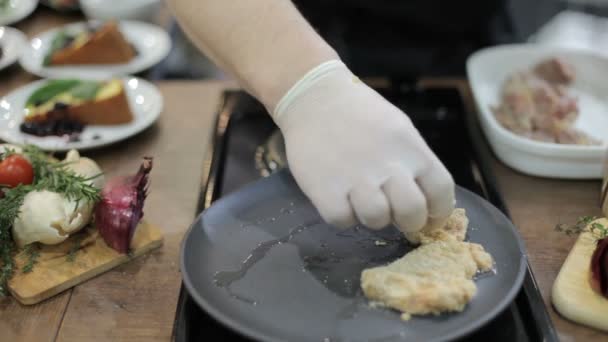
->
[172, 85, 558, 342]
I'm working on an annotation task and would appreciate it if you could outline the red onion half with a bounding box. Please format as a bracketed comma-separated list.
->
[95, 157, 152, 253]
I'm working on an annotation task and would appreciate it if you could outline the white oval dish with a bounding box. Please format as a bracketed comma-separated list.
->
[0, 77, 163, 151]
[467, 44, 608, 179]
[0, 26, 26, 71]
[0, 0, 38, 26]
[19, 20, 171, 79]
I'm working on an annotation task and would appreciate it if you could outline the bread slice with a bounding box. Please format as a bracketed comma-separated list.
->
[49, 22, 136, 66]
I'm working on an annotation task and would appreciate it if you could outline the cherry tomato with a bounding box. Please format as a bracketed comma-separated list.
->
[0, 155, 34, 188]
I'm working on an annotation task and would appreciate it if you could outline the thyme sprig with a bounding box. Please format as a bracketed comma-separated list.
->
[555, 216, 598, 236]
[555, 216, 608, 239]
[0, 145, 101, 296]
[22, 145, 101, 203]
[590, 222, 608, 240]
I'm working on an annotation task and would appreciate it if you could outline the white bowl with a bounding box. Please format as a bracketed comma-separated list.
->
[467, 44, 608, 179]
[79, 0, 161, 22]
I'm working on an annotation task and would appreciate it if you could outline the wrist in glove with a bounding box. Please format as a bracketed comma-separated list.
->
[270, 60, 455, 234]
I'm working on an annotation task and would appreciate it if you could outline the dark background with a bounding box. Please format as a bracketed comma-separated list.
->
[157, 0, 608, 80]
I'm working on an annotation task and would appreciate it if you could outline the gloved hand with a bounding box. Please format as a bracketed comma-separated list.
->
[270, 60, 455, 233]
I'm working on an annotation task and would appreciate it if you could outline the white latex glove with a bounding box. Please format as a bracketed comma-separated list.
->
[271, 60, 455, 233]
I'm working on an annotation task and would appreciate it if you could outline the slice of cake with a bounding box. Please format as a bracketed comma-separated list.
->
[44, 21, 136, 66]
[21, 79, 134, 137]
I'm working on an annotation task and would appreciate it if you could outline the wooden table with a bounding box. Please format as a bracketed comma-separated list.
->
[1, 7, 607, 342]
[0, 79, 227, 342]
[446, 80, 607, 342]
[0, 8, 228, 341]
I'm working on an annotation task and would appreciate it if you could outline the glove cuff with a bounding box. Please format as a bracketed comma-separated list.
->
[272, 59, 348, 123]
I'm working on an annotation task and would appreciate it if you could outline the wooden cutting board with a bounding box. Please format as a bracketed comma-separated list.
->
[8, 221, 163, 305]
[552, 218, 608, 332]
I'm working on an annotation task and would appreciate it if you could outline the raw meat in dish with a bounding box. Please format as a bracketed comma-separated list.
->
[492, 58, 600, 146]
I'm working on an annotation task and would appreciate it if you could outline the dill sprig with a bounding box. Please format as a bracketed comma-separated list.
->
[0, 243, 13, 297]
[590, 222, 608, 240]
[0, 145, 102, 296]
[555, 216, 608, 240]
[0, 147, 17, 160]
[21, 244, 40, 274]
[0, 186, 31, 295]
[66, 247, 78, 262]
[66, 235, 84, 262]
[555, 216, 598, 236]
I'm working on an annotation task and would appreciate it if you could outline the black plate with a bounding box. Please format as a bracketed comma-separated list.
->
[181, 170, 527, 342]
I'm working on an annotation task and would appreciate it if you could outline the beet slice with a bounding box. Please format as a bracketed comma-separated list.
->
[590, 237, 608, 297]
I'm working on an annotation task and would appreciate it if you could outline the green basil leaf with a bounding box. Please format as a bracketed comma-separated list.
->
[26, 79, 81, 107]
[70, 81, 102, 100]
[43, 31, 73, 66]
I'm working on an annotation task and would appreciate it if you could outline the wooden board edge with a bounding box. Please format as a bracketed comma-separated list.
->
[9, 224, 164, 306]
[11, 239, 163, 305]
[552, 228, 608, 332]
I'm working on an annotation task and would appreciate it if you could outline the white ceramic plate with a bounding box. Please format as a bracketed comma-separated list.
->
[19, 20, 171, 78]
[0, 0, 38, 26]
[0, 77, 162, 151]
[0, 26, 26, 71]
[467, 44, 608, 179]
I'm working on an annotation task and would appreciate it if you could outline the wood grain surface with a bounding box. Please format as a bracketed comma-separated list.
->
[495, 162, 605, 342]
[0, 8, 92, 342]
[53, 81, 227, 342]
[0, 64, 228, 342]
[0, 80, 228, 341]
[9, 221, 163, 306]
[425, 79, 608, 342]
